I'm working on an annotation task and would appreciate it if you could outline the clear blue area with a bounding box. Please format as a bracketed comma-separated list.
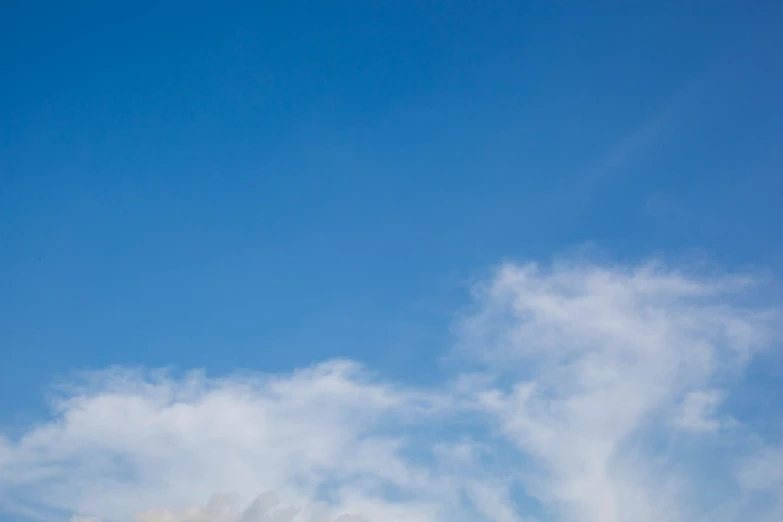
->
[2, 0, 782, 442]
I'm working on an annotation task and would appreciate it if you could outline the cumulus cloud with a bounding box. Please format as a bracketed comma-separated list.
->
[460, 261, 778, 522]
[1, 361, 469, 522]
[0, 258, 781, 522]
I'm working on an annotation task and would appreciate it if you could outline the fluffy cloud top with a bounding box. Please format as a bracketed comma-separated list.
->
[0, 259, 780, 522]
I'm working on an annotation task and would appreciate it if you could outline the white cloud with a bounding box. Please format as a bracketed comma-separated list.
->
[739, 445, 783, 492]
[459, 260, 779, 522]
[673, 389, 723, 433]
[0, 258, 781, 522]
[736, 444, 783, 522]
[0, 360, 472, 522]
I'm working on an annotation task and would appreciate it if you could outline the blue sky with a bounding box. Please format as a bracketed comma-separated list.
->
[1, 2, 782, 522]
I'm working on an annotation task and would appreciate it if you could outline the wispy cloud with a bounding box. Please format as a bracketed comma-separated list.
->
[460, 260, 778, 522]
[0, 258, 780, 522]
